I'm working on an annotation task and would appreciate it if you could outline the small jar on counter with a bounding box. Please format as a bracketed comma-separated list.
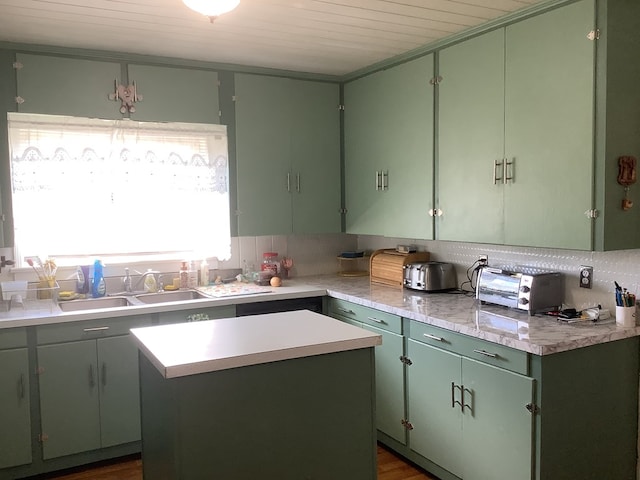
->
[261, 252, 279, 276]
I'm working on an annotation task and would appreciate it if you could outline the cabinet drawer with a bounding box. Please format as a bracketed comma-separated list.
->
[327, 298, 401, 334]
[37, 315, 152, 345]
[0, 327, 27, 349]
[158, 305, 236, 325]
[410, 321, 528, 375]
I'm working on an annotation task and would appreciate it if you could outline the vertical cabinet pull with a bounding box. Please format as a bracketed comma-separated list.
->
[503, 158, 514, 184]
[18, 373, 25, 400]
[493, 159, 503, 185]
[382, 170, 389, 190]
[287, 173, 291, 192]
[89, 365, 95, 388]
[375, 171, 381, 191]
[102, 363, 107, 387]
[451, 382, 463, 409]
[463, 387, 474, 414]
[296, 173, 301, 193]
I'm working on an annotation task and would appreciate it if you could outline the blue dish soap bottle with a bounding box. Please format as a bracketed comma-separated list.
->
[92, 260, 106, 298]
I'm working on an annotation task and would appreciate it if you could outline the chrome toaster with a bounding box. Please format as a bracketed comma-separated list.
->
[403, 262, 457, 292]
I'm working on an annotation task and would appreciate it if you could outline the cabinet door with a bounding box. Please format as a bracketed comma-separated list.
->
[379, 54, 434, 239]
[97, 335, 142, 447]
[406, 339, 462, 478]
[438, 29, 505, 244]
[344, 55, 434, 238]
[344, 70, 386, 235]
[504, 0, 595, 249]
[127, 64, 219, 123]
[235, 74, 292, 235]
[37, 341, 101, 459]
[0, 348, 31, 469]
[461, 358, 534, 480]
[290, 81, 341, 234]
[355, 321, 406, 444]
[16, 53, 122, 119]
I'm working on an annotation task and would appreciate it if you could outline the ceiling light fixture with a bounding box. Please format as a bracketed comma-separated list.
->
[182, 0, 240, 22]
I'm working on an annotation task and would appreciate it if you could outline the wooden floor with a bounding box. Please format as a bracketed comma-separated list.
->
[32, 444, 438, 480]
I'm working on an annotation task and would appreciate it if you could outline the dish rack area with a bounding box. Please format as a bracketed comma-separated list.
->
[337, 252, 370, 277]
[0, 280, 60, 313]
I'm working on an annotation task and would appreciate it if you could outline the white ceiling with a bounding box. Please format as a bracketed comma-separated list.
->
[0, 0, 548, 77]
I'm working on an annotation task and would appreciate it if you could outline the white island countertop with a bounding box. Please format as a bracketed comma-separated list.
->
[130, 309, 382, 379]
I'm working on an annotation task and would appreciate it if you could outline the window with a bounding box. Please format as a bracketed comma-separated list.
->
[8, 113, 231, 266]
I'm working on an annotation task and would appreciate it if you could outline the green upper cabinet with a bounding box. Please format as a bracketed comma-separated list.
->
[344, 54, 434, 239]
[126, 64, 219, 123]
[438, 29, 505, 244]
[15, 53, 122, 119]
[503, 0, 595, 249]
[438, 0, 595, 250]
[235, 73, 341, 236]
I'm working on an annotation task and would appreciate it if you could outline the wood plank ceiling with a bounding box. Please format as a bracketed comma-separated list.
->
[0, 0, 548, 77]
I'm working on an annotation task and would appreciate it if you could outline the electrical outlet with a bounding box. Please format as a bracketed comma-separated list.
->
[579, 265, 593, 289]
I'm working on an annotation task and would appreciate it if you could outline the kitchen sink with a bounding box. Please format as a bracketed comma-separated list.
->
[134, 289, 207, 304]
[58, 296, 133, 312]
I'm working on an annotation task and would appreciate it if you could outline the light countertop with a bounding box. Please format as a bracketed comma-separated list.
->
[2, 274, 639, 355]
[131, 309, 382, 378]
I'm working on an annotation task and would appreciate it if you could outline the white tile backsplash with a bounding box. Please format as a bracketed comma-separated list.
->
[357, 235, 640, 312]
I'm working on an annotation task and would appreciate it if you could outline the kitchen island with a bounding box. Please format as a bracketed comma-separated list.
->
[130, 309, 382, 480]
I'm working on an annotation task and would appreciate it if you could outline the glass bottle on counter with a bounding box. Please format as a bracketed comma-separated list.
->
[179, 261, 189, 289]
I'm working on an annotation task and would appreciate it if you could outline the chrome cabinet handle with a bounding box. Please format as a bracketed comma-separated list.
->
[102, 363, 107, 387]
[375, 171, 381, 191]
[473, 349, 499, 358]
[493, 159, 503, 185]
[337, 307, 355, 315]
[367, 316, 386, 324]
[463, 387, 474, 414]
[503, 158, 514, 184]
[382, 170, 389, 190]
[287, 172, 291, 192]
[423, 333, 444, 342]
[83, 326, 109, 332]
[296, 173, 301, 193]
[451, 382, 463, 410]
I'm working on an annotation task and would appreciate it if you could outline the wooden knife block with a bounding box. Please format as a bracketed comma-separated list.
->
[370, 249, 430, 287]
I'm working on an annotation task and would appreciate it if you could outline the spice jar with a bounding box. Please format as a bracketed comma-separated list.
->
[261, 252, 279, 276]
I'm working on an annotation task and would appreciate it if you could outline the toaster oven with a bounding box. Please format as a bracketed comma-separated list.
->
[476, 266, 563, 314]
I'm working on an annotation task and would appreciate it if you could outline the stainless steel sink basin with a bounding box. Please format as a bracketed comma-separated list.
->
[58, 296, 133, 312]
[134, 290, 207, 304]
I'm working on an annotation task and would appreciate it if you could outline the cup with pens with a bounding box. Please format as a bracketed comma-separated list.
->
[615, 281, 637, 327]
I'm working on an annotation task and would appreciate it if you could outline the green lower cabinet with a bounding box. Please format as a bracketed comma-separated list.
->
[407, 340, 462, 477]
[325, 299, 405, 444]
[37, 340, 102, 459]
[349, 320, 405, 444]
[460, 358, 534, 480]
[0, 348, 31, 469]
[407, 339, 534, 480]
[97, 335, 143, 447]
[36, 316, 151, 459]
